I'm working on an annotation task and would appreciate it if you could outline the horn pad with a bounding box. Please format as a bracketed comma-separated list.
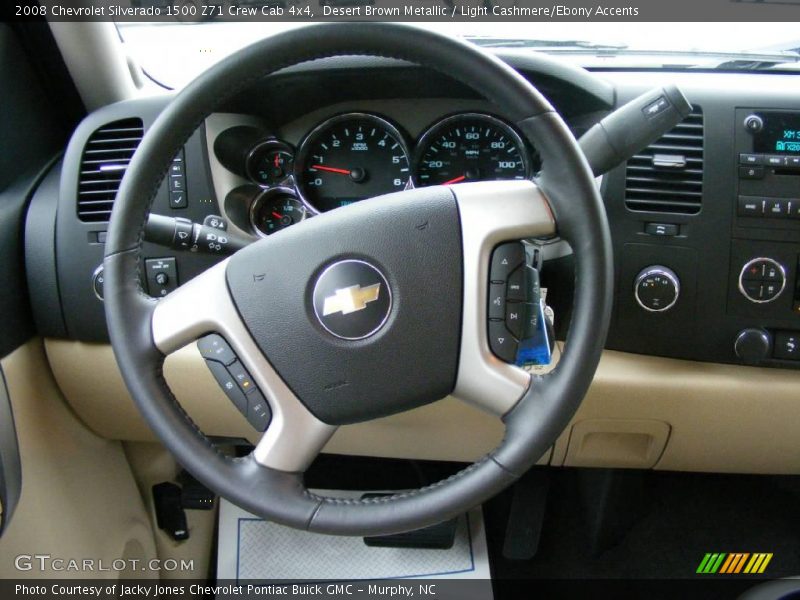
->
[225, 186, 463, 425]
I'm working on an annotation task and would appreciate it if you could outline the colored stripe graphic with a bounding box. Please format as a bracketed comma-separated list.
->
[698, 552, 773, 575]
[719, 554, 736, 574]
[744, 553, 773, 574]
[697, 553, 727, 574]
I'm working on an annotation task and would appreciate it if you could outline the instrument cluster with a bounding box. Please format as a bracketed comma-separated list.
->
[217, 111, 535, 237]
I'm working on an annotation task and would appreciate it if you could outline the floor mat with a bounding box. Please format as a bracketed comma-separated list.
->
[218, 490, 491, 592]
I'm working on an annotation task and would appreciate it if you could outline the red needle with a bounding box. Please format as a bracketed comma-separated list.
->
[274, 154, 280, 168]
[441, 175, 466, 185]
[272, 211, 283, 220]
[312, 164, 351, 175]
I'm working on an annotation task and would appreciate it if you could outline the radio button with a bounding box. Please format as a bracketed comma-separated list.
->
[789, 202, 800, 219]
[738, 196, 764, 217]
[766, 155, 787, 167]
[739, 166, 764, 180]
[744, 114, 764, 132]
[739, 153, 763, 165]
[765, 198, 789, 218]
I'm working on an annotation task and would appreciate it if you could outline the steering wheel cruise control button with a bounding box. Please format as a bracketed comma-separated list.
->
[205, 360, 248, 414]
[246, 391, 272, 432]
[197, 334, 237, 365]
[227, 360, 256, 394]
[198, 334, 272, 431]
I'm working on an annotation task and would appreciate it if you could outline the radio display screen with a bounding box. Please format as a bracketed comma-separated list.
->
[754, 112, 800, 154]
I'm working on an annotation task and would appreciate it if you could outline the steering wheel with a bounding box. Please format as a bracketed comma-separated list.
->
[104, 23, 612, 536]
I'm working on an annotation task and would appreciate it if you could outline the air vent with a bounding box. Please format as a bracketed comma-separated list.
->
[77, 118, 144, 222]
[624, 108, 704, 214]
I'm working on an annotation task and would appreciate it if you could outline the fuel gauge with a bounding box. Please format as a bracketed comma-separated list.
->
[246, 140, 294, 187]
[251, 190, 308, 236]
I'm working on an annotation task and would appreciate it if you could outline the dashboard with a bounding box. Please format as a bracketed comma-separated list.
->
[21, 49, 800, 473]
[26, 53, 800, 371]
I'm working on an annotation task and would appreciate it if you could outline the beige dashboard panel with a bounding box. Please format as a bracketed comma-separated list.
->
[44, 339, 800, 473]
[551, 350, 800, 474]
[0, 340, 157, 579]
[44, 340, 506, 463]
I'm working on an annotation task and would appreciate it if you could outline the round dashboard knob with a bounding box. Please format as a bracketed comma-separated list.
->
[744, 114, 764, 133]
[734, 328, 771, 364]
[634, 266, 680, 312]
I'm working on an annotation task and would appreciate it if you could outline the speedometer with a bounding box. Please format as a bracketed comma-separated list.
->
[296, 113, 412, 212]
[414, 113, 530, 187]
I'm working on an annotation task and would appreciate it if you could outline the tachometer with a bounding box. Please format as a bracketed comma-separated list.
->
[415, 113, 530, 187]
[296, 113, 412, 212]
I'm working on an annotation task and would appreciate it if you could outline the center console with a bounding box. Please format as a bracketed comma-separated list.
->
[731, 109, 800, 363]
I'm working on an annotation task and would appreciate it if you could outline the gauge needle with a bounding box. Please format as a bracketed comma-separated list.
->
[272, 211, 284, 220]
[441, 175, 466, 185]
[312, 164, 351, 175]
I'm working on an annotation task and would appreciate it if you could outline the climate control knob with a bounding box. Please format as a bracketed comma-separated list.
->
[634, 266, 680, 312]
[734, 328, 771, 364]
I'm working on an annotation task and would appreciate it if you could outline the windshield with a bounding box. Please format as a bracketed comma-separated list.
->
[117, 22, 800, 89]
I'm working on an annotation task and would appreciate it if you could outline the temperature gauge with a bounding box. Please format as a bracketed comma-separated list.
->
[246, 140, 294, 187]
[251, 190, 308, 236]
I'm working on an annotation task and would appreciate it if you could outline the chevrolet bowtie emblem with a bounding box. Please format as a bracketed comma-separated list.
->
[322, 283, 382, 317]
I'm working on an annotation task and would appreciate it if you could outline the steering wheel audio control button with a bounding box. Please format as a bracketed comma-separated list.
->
[488, 283, 506, 319]
[505, 303, 525, 338]
[488, 319, 518, 363]
[506, 267, 526, 301]
[490, 242, 525, 282]
[197, 334, 237, 365]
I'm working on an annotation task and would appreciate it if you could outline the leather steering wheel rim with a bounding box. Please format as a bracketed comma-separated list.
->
[104, 22, 613, 536]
